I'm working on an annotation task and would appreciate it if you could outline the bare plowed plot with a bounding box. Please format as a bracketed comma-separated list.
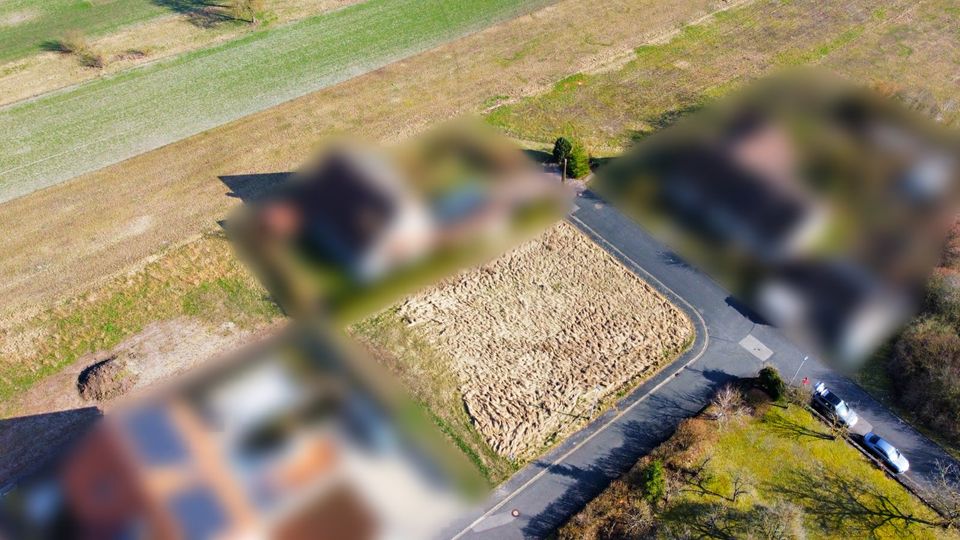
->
[393, 223, 692, 459]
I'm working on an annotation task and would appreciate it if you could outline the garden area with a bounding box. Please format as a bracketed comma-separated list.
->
[560, 372, 958, 539]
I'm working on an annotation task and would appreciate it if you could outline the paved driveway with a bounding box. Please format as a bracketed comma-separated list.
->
[443, 189, 958, 539]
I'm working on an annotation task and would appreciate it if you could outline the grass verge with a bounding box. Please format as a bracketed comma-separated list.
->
[486, 0, 960, 150]
[0, 232, 280, 412]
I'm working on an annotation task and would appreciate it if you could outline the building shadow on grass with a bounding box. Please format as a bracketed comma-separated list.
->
[219, 172, 292, 204]
[0, 408, 102, 490]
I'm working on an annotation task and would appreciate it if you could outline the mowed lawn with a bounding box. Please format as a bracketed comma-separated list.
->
[0, 0, 552, 203]
[0, 0, 169, 64]
[487, 0, 960, 150]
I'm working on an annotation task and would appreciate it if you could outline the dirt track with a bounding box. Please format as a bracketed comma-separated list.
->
[397, 223, 692, 458]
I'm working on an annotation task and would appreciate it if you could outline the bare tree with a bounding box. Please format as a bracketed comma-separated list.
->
[711, 383, 747, 429]
[729, 473, 753, 503]
[921, 460, 960, 528]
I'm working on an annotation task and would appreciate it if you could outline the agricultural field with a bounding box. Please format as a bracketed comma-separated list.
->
[351, 223, 693, 479]
[0, 0, 168, 64]
[0, 0, 725, 332]
[487, 0, 960, 151]
[0, 1, 362, 108]
[0, 0, 555, 203]
[560, 386, 955, 539]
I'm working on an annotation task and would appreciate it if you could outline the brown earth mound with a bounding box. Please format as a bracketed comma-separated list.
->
[77, 356, 136, 401]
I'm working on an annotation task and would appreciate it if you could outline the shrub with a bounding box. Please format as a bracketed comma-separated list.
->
[889, 316, 960, 445]
[638, 460, 666, 503]
[924, 272, 960, 328]
[758, 366, 786, 401]
[231, 0, 266, 24]
[656, 417, 717, 469]
[552, 136, 573, 164]
[942, 218, 960, 270]
[568, 142, 591, 178]
[50, 30, 104, 69]
[78, 51, 105, 69]
[710, 384, 746, 428]
[56, 30, 89, 54]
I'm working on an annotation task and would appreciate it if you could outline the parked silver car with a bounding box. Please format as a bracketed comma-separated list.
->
[811, 381, 859, 428]
[862, 432, 910, 473]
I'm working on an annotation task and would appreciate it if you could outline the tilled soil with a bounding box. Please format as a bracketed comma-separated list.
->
[396, 222, 692, 458]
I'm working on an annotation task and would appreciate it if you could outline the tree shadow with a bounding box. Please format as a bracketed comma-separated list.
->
[522, 149, 552, 164]
[762, 412, 834, 441]
[659, 500, 755, 539]
[770, 466, 945, 536]
[661, 248, 694, 271]
[151, 1, 237, 27]
[724, 295, 770, 325]
[39, 39, 71, 53]
[520, 418, 683, 537]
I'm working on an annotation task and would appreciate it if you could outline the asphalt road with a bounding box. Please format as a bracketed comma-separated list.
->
[443, 189, 959, 539]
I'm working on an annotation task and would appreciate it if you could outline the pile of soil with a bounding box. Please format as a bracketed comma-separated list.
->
[77, 356, 137, 402]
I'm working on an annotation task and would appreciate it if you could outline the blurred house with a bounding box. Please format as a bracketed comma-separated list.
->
[261, 150, 435, 283]
[2, 330, 466, 539]
[660, 120, 827, 262]
[604, 73, 959, 365]
[249, 126, 570, 286]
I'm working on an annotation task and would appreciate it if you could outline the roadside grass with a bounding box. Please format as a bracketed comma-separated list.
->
[0, 0, 168, 64]
[0, 0, 555, 203]
[562, 399, 952, 539]
[486, 0, 960, 151]
[350, 308, 518, 485]
[0, 233, 280, 412]
[668, 405, 948, 538]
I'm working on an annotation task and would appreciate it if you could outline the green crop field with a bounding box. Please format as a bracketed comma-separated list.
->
[0, 0, 552, 203]
[0, 1, 170, 64]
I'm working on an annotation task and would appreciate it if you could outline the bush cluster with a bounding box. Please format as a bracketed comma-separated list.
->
[53, 30, 104, 69]
[758, 366, 786, 401]
[552, 136, 591, 179]
[887, 228, 960, 447]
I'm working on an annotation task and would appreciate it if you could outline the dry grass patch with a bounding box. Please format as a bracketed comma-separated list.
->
[365, 222, 692, 460]
[488, 0, 960, 151]
[0, 232, 280, 414]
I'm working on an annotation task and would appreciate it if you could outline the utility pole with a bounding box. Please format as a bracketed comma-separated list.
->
[561, 157, 567, 183]
[790, 355, 809, 385]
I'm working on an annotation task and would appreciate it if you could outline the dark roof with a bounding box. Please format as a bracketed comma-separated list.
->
[661, 145, 810, 254]
[294, 153, 398, 263]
